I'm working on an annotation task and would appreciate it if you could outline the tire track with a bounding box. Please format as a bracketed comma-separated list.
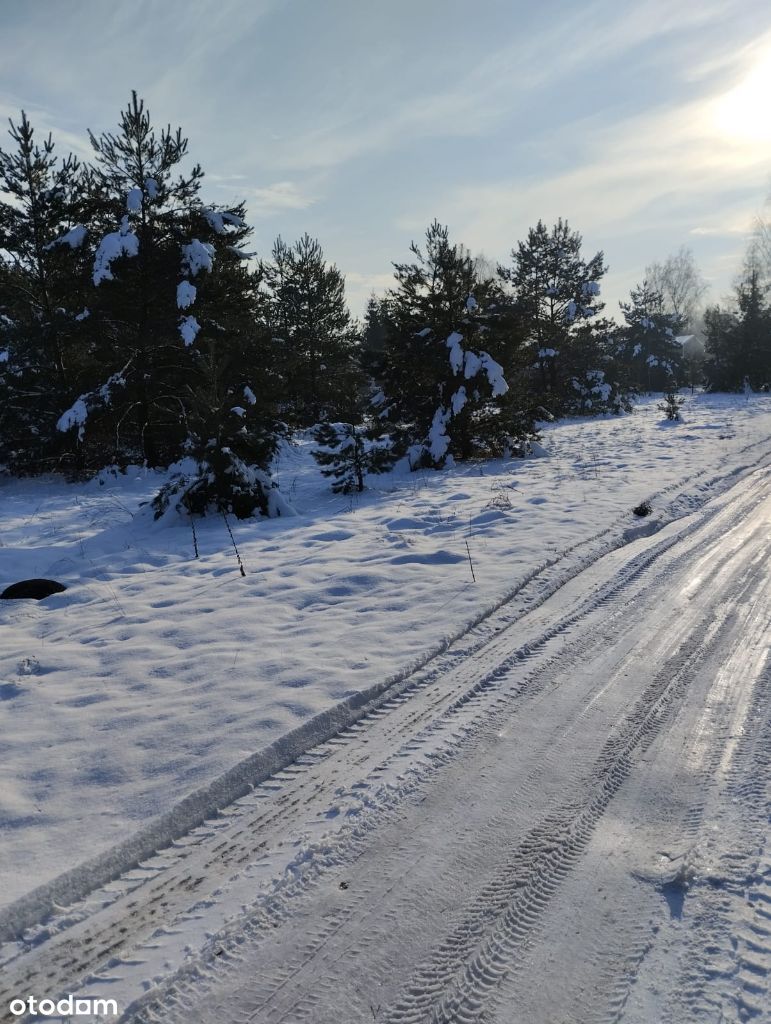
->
[121, 473, 770, 1024]
[2, 468, 769, 1023]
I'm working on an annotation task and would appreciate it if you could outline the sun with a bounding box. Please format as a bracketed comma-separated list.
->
[713, 49, 771, 145]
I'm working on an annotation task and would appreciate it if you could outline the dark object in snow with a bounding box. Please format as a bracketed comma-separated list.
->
[632, 501, 653, 518]
[1, 579, 67, 600]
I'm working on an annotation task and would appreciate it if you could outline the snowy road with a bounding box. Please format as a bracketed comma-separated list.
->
[2, 465, 769, 1023]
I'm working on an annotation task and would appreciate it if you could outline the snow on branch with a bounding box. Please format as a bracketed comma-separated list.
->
[179, 315, 201, 346]
[428, 406, 451, 462]
[446, 331, 464, 373]
[203, 208, 245, 234]
[479, 352, 508, 397]
[93, 217, 139, 285]
[177, 280, 197, 309]
[57, 367, 129, 441]
[126, 188, 143, 212]
[182, 239, 215, 276]
[44, 225, 87, 251]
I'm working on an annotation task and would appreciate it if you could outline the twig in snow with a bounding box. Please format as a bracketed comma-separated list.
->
[465, 539, 476, 583]
[221, 512, 246, 577]
[189, 512, 199, 559]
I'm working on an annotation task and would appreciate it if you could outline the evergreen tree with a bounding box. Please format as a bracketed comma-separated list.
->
[261, 233, 357, 425]
[377, 221, 532, 466]
[312, 420, 394, 494]
[0, 112, 90, 472]
[151, 258, 289, 520]
[61, 90, 218, 468]
[617, 281, 684, 392]
[499, 218, 609, 414]
[52, 92, 287, 517]
[704, 265, 771, 391]
[564, 319, 634, 414]
[359, 293, 387, 380]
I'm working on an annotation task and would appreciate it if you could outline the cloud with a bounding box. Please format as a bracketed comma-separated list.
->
[690, 220, 753, 238]
[0, 99, 95, 161]
[245, 181, 316, 215]
[266, 0, 743, 173]
[344, 271, 394, 291]
[342, 271, 395, 318]
[442, 85, 769, 258]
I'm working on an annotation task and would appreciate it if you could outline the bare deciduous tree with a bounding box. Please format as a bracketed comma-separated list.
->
[645, 246, 708, 331]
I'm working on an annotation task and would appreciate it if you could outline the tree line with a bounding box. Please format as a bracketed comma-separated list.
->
[1, 94, 769, 515]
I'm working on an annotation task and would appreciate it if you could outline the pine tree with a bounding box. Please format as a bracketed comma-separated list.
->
[59, 92, 266, 467]
[376, 221, 532, 466]
[618, 281, 684, 392]
[564, 319, 634, 414]
[704, 265, 771, 391]
[59, 90, 216, 468]
[499, 218, 608, 414]
[0, 112, 90, 472]
[152, 257, 289, 520]
[50, 92, 287, 517]
[359, 293, 388, 383]
[261, 234, 357, 425]
[312, 420, 394, 494]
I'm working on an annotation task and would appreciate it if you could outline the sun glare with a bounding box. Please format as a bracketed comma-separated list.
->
[713, 48, 771, 144]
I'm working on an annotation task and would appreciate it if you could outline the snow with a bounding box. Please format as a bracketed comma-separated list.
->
[463, 350, 481, 378]
[74, 308, 90, 322]
[243, 386, 257, 405]
[55, 398, 88, 440]
[231, 406, 246, 418]
[0, 392, 770, 921]
[56, 372, 126, 442]
[126, 188, 143, 213]
[92, 217, 139, 285]
[182, 239, 215, 276]
[415, 327, 432, 338]
[97, 369, 127, 404]
[43, 225, 87, 250]
[581, 281, 600, 296]
[446, 331, 464, 373]
[427, 405, 451, 461]
[0, 349, 8, 363]
[538, 347, 558, 359]
[479, 351, 508, 397]
[203, 209, 244, 234]
[144, 178, 159, 199]
[179, 315, 201, 346]
[227, 245, 254, 260]
[465, 295, 478, 312]
[177, 280, 197, 310]
[451, 386, 467, 415]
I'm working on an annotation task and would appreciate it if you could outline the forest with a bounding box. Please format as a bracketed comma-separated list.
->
[2, 92, 769, 517]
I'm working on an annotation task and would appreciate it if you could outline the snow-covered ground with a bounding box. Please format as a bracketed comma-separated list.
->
[1, 391, 770, 918]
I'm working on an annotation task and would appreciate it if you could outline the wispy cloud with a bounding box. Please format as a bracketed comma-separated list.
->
[1, 0, 767, 316]
[266, 0, 743, 174]
[245, 181, 316, 215]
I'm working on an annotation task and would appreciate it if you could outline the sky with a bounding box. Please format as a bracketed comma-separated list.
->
[1, 0, 771, 320]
